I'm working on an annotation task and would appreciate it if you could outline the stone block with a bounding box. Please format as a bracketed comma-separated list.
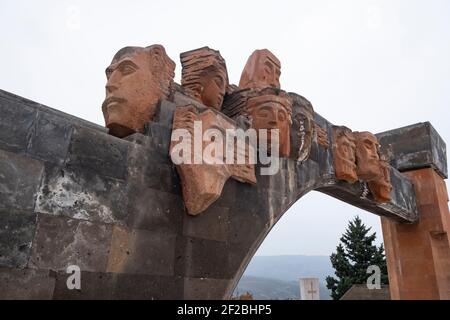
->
[67, 126, 130, 180]
[35, 164, 128, 224]
[183, 277, 232, 300]
[29, 214, 112, 272]
[183, 206, 229, 242]
[54, 271, 183, 299]
[52, 271, 116, 300]
[0, 149, 44, 211]
[27, 110, 73, 164]
[113, 274, 183, 299]
[0, 268, 56, 299]
[180, 236, 231, 279]
[107, 226, 176, 276]
[0, 93, 36, 154]
[125, 186, 184, 232]
[0, 210, 36, 268]
[376, 122, 447, 178]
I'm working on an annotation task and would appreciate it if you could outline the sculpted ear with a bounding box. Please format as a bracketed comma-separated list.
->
[147, 44, 175, 78]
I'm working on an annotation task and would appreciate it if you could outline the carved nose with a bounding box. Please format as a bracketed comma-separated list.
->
[105, 84, 118, 94]
[268, 120, 277, 126]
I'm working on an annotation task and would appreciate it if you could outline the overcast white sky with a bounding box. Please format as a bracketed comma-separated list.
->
[1, 0, 449, 257]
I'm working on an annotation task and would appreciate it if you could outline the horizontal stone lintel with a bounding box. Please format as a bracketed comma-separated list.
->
[376, 122, 447, 179]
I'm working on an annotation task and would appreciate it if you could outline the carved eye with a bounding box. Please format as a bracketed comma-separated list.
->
[256, 106, 271, 118]
[121, 64, 136, 75]
[278, 110, 287, 122]
[105, 68, 113, 78]
[214, 75, 224, 88]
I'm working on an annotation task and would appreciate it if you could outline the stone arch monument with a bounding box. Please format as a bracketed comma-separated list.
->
[0, 45, 448, 299]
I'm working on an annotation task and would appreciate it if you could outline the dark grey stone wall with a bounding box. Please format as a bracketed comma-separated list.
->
[0, 88, 422, 299]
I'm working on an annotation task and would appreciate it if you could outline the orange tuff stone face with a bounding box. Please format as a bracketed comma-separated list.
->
[239, 49, 281, 90]
[332, 126, 357, 183]
[181, 47, 228, 111]
[368, 157, 392, 203]
[170, 105, 256, 215]
[102, 45, 175, 138]
[245, 94, 292, 157]
[355, 131, 382, 181]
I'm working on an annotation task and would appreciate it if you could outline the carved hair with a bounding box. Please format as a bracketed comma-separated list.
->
[222, 87, 292, 122]
[335, 126, 355, 142]
[180, 46, 229, 97]
[239, 49, 281, 89]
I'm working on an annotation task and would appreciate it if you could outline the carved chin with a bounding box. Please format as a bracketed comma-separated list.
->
[107, 122, 135, 138]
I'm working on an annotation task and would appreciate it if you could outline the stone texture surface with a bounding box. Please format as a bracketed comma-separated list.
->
[0, 87, 443, 300]
[0, 268, 56, 300]
[0, 210, 36, 268]
[29, 214, 112, 272]
[27, 111, 73, 164]
[0, 150, 44, 211]
[107, 225, 176, 276]
[36, 164, 129, 224]
[381, 168, 450, 300]
[67, 126, 130, 180]
[377, 122, 447, 178]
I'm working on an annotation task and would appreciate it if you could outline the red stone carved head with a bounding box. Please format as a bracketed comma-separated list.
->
[332, 126, 357, 183]
[102, 45, 175, 138]
[245, 93, 292, 157]
[180, 47, 228, 111]
[368, 156, 392, 203]
[239, 49, 281, 90]
[355, 131, 382, 181]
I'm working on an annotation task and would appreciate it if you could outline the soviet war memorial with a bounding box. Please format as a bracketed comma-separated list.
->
[0, 1, 449, 311]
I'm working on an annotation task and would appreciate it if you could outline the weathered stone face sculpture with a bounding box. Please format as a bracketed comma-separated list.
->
[314, 122, 330, 149]
[368, 156, 392, 203]
[355, 131, 382, 181]
[239, 49, 281, 90]
[170, 105, 256, 215]
[245, 93, 292, 157]
[180, 47, 228, 111]
[102, 45, 175, 138]
[290, 93, 314, 162]
[332, 126, 357, 183]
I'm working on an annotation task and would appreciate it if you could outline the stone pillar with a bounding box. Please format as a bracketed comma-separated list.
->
[381, 168, 450, 299]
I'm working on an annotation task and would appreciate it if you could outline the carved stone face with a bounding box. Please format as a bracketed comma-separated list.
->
[239, 49, 281, 90]
[368, 158, 392, 203]
[355, 131, 382, 181]
[102, 45, 175, 138]
[332, 126, 357, 183]
[170, 105, 256, 215]
[198, 67, 227, 110]
[246, 95, 292, 157]
[290, 93, 314, 162]
[181, 47, 228, 111]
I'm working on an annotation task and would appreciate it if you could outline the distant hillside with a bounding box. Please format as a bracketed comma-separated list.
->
[234, 276, 331, 300]
[234, 255, 334, 300]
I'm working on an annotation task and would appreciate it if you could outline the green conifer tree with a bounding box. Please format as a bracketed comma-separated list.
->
[326, 216, 388, 300]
